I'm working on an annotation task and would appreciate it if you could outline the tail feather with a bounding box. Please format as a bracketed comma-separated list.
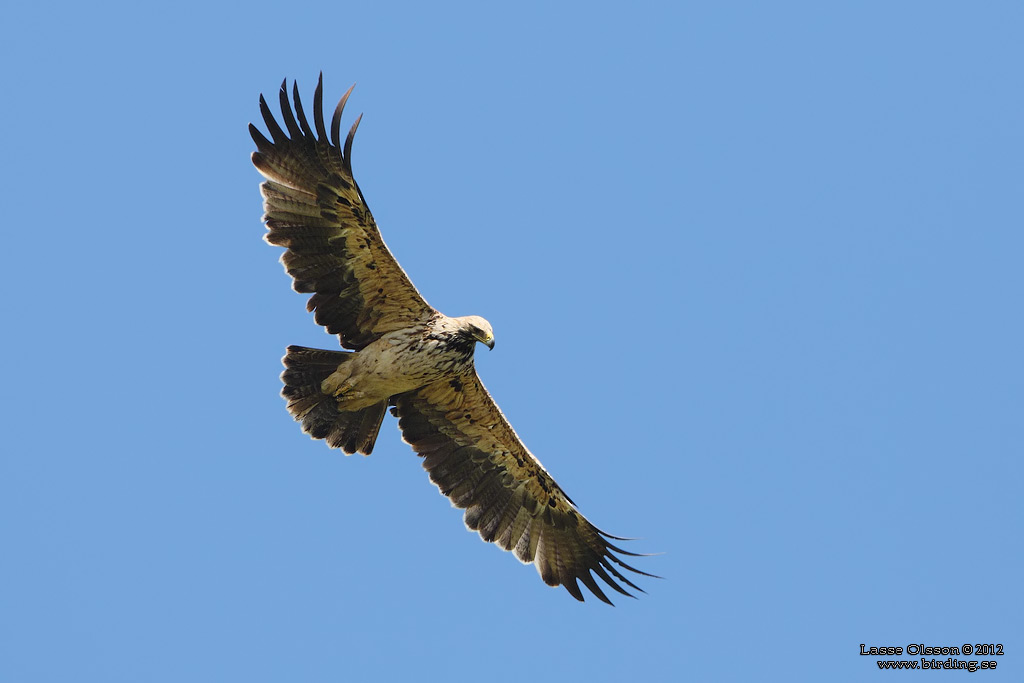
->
[280, 345, 387, 455]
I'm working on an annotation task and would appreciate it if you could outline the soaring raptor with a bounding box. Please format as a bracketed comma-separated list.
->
[250, 76, 652, 603]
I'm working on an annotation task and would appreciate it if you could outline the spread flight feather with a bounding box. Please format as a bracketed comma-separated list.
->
[251, 75, 654, 603]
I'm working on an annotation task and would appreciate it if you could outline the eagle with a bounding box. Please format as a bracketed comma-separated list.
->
[250, 76, 653, 604]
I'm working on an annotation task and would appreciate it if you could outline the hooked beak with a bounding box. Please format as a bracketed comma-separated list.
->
[485, 338, 495, 351]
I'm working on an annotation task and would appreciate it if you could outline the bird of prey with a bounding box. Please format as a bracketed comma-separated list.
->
[250, 76, 653, 603]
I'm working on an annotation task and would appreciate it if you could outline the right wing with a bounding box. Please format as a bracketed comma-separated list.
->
[392, 371, 655, 604]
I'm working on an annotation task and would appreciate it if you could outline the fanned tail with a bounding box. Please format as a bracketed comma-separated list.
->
[280, 345, 387, 455]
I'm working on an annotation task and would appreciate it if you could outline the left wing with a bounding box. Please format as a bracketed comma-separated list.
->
[391, 371, 654, 604]
[250, 76, 436, 350]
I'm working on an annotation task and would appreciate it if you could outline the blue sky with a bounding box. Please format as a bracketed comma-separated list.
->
[2, 1, 1021, 681]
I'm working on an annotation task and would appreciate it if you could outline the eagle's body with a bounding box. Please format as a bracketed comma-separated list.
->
[251, 76, 653, 604]
[315, 315, 491, 411]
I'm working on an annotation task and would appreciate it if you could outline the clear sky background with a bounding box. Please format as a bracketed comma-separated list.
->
[2, 2, 1021, 681]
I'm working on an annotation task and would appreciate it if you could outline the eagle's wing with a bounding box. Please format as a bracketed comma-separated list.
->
[250, 76, 435, 350]
[391, 371, 654, 604]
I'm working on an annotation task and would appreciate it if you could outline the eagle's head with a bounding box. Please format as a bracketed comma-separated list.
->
[459, 315, 495, 350]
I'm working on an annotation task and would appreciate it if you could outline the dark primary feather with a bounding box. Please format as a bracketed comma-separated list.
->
[392, 371, 656, 604]
[250, 75, 435, 351]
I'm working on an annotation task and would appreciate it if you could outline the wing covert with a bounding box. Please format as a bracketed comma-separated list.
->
[251, 75, 434, 350]
[391, 371, 654, 604]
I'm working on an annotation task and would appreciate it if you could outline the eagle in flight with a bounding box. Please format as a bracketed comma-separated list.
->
[250, 76, 653, 604]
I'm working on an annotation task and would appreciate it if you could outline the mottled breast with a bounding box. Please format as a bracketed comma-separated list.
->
[371, 320, 475, 391]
